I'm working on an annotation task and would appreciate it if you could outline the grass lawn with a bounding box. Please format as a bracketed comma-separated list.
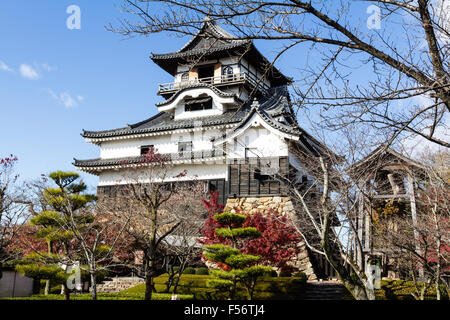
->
[2, 274, 446, 300]
[121, 274, 307, 300]
[1, 274, 307, 300]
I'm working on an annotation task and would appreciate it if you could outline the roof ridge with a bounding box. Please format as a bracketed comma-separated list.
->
[176, 19, 245, 54]
[128, 112, 166, 129]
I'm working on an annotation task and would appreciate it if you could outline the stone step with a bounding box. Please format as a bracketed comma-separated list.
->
[303, 282, 347, 300]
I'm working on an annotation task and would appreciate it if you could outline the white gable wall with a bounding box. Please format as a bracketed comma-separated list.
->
[226, 126, 288, 159]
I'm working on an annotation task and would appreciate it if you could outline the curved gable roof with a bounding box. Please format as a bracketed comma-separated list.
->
[150, 20, 291, 86]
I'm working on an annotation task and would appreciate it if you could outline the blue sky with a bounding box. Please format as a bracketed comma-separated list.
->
[0, 1, 187, 190]
[0, 0, 326, 191]
[1, 1, 444, 192]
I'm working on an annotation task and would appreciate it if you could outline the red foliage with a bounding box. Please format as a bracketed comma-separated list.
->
[416, 185, 450, 274]
[199, 191, 304, 273]
[199, 190, 225, 245]
[0, 154, 18, 168]
[241, 210, 303, 273]
[7, 225, 48, 256]
[140, 147, 168, 164]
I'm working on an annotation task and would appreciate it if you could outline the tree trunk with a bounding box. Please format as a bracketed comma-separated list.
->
[230, 275, 237, 300]
[144, 257, 155, 300]
[173, 271, 182, 294]
[44, 280, 50, 295]
[173, 260, 187, 294]
[90, 272, 97, 300]
[44, 239, 52, 295]
[62, 283, 70, 301]
[318, 157, 373, 300]
[144, 272, 153, 300]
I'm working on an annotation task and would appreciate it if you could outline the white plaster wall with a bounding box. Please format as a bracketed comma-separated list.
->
[158, 88, 236, 117]
[100, 129, 225, 159]
[226, 126, 289, 159]
[98, 162, 228, 186]
[0, 271, 34, 298]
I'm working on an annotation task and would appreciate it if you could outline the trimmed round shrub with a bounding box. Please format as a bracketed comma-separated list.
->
[195, 268, 209, 275]
[279, 272, 292, 277]
[264, 270, 278, 277]
[183, 267, 196, 274]
[293, 272, 306, 278]
[293, 272, 307, 282]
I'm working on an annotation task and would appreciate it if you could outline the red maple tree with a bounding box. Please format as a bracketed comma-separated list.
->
[199, 191, 303, 273]
[242, 210, 303, 273]
[199, 190, 225, 245]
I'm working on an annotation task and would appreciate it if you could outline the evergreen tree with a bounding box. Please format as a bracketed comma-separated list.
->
[202, 212, 272, 300]
[16, 171, 95, 300]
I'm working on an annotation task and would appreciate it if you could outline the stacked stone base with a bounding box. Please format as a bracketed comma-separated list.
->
[225, 196, 317, 281]
[94, 277, 144, 293]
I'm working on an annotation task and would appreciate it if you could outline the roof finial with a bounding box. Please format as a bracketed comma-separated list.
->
[251, 98, 259, 109]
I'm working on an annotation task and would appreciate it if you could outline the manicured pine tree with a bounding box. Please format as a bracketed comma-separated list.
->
[16, 171, 95, 300]
[202, 212, 272, 300]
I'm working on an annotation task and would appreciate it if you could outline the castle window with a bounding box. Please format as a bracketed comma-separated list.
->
[185, 97, 212, 112]
[245, 147, 257, 158]
[198, 65, 214, 79]
[178, 141, 192, 153]
[181, 72, 189, 82]
[141, 145, 154, 155]
[254, 167, 269, 181]
[233, 138, 238, 152]
[222, 66, 234, 78]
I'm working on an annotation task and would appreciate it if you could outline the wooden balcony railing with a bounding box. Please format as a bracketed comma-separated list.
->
[158, 72, 270, 94]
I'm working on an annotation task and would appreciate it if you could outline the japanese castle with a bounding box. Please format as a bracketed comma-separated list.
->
[74, 20, 332, 279]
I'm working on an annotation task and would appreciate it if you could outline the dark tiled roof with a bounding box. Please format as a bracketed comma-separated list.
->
[82, 110, 247, 139]
[150, 20, 291, 86]
[82, 86, 293, 140]
[349, 146, 427, 174]
[152, 41, 251, 60]
[74, 149, 226, 169]
[152, 20, 250, 60]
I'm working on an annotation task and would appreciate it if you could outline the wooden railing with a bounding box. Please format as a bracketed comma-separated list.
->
[168, 149, 225, 161]
[158, 72, 270, 94]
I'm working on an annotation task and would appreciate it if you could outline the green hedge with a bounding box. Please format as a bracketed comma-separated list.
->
[195, 267, 209, 275]
[122, 274, 307, 300]
[183, 267, 196, 275]
[375, 280, 449, 300]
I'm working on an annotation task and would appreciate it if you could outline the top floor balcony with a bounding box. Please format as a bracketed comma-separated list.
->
[157, 72, 270, 95]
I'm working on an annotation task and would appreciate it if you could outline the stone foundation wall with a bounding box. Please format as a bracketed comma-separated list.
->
[225, 196, 295, 216]
[224, 196, 317, 280]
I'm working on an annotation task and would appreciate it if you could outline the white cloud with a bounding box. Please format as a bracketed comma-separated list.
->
[0, 60, 14, 73]
[48, 89, 83, 108]
[19, 64, 39, 79]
